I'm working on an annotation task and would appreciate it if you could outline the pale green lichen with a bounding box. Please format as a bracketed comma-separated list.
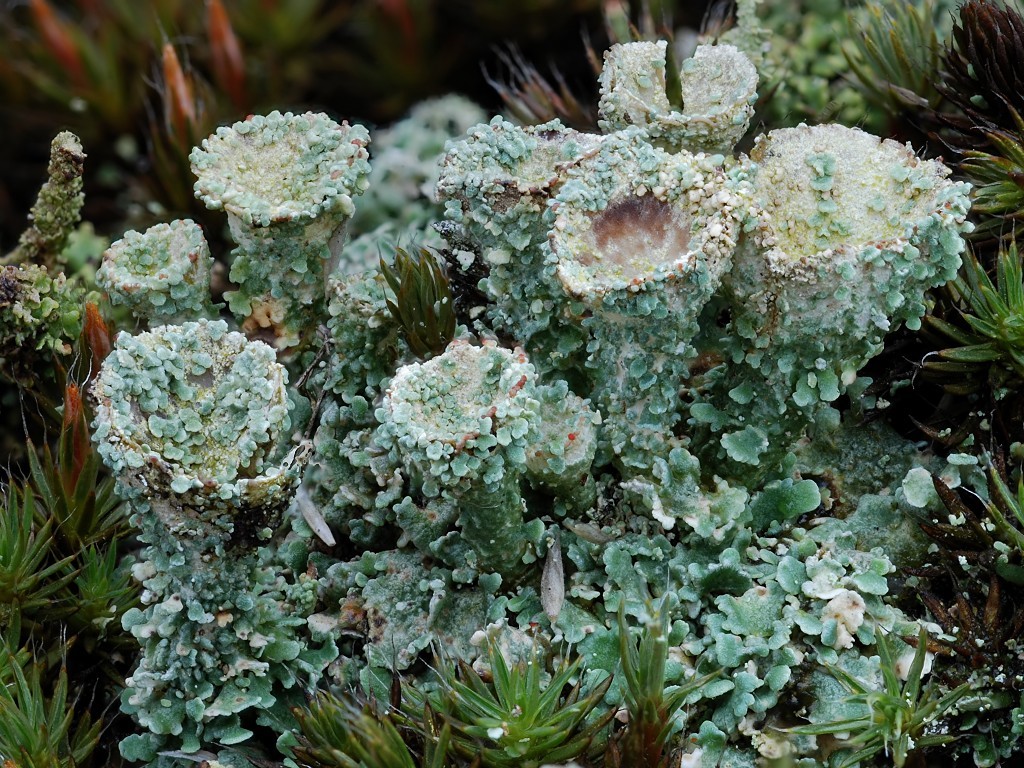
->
[91, 319, 331, 762]
[190, 111, 370, 348]
[718, 0, 771, 68]
[0, 263, 83, 383]
[324, 268, 402, 403]
[191, 111, 369, 226]
[525, 381, 600, 507]
[97, 219, 215, 324]
[4, 131, 85, 269]
[436, 117, 598, 374]
[547, 131, 745, 465]
[337, 96, 486, 278]
[351, 95, 487, 236]
[598, 42, 758, 154]
[93, 319, 291, 488]
[375, 340, 539, 575]
[691, 123, 971, 475]
[85, 45, 989, 764]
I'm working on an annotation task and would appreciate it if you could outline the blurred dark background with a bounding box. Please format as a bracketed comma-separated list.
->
[0, 0, 713, 248]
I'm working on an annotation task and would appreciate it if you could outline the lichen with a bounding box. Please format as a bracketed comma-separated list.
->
[691, 123, 971, 477]
[191, 111, 370, 349]
[97, 219, 215, 324]
[598, 42, 758, 154]
[93, 319, 291, 487]
[92, 319, 329, 761]
[0, 263, 83, 383]
[4, 131, 85, 269]
[375, 340, 540, 575]
[88, 34, 983, 764]
[436, 117, 600, 376]
[351, 95, 487, 237]
[547, 130, 745, 466]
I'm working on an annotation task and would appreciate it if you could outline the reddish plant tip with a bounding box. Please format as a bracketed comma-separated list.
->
[206, 0, 247, 111]
[62, 381, 82, 431]
[83, 301, 113, 375]
[61, 380, 90, 493]
[30, 0, 86, 87]
[162, 42, 198, 142]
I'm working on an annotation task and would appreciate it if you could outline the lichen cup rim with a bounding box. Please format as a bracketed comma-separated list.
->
[97, 218, 209, 297]
[548, 138, 743, 301]
[437, 117, 602, 205]
[745, 123, 972, 275]
[92, 318, 296, 498]
[598, 40, 758, 153]
[190, 110, 370, 226]
[381, 339, 534, 451]
[677, 43, 759, 121]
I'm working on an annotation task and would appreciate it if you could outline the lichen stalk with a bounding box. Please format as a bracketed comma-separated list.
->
[190, 111, 370, 349]
[91, 319, 329, 760]
[375, 340, 539, 576]
[547, 131, 745, 466]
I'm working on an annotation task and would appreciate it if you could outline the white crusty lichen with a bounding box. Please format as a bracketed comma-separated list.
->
[548, 130, 745, 465]
[92, 319, 330, 762]
[691, 123, 971, 473]
[97, 219, 215, 324]
[190, 111, 370, 348]
[598, 41, 758, 154]
[87, 35, 982, 762]
[376, 340, 540, 575]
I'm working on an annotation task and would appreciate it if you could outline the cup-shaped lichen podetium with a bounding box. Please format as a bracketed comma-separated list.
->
[97, 219, 215, 324]
[92, 318, 304, 553]
[92, 319, 315, 756]
[190, 111, 370, 349]
[376, 340, 540, 576]
[598, 41, 758, 154]
[696, 124, 972, 471]
[548, 131, 745, 468]
[437, 118, 600, 370]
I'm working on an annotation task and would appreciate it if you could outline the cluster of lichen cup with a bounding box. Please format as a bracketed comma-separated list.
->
[90, 38, 975, 766]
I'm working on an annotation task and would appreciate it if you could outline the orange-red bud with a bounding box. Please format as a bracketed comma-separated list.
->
[62, 381, 82, 431]
[161, 42, 198, 142]
[82, 302, 112, 377]
[207, 0, 247, 111]
[61, 381, 89, 493]
[30, 0, 86, 86]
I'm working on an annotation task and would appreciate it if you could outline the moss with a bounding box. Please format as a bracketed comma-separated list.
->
[0, 263, 83, 383]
